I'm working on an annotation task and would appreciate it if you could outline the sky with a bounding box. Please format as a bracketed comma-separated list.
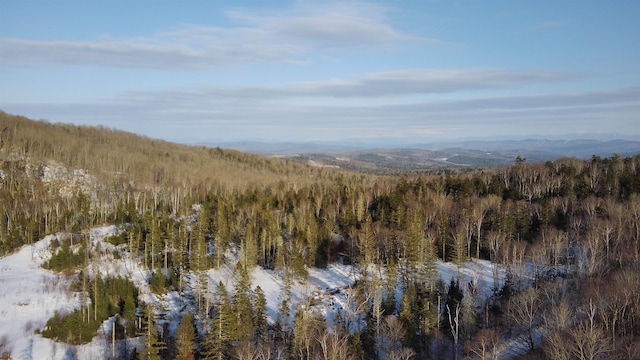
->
[1, 0, 639, 145]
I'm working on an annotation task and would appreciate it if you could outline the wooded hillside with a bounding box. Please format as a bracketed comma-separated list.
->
[2, 111, 640, 359]
[0, 111, 332, 189]
[0, 111, 348, 252]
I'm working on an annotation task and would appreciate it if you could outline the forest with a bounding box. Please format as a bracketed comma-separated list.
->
[1, 111, 640, 359]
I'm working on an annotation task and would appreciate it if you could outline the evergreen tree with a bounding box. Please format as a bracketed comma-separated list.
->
[192, 207, 210, 315]
[303, 211, 320, 267]
[451, 227, 468, 267]
[239, 221, 257, 271]
[202, 281, 232, 360]
[253, 285, 268, 342]
[405, 208, 424, 272]
[424, 229, 438, 292]
[358, 218, 376, 277]
[399, 283, 419, 351]
[175, 312, 197, 360]
[232, 266, 254, 341]
[142, 304, 166, 360]
[419, 294, 438, 349]
[192, 207, 209, 272]
[383, 261, 397, 315]
[147, 212, 162, 270]
[275, 271, 293, 343]
[351, 328, 366, 360]
[445, 279, 464, 310]
[291, 244, 308, 280]
[212, 201, 229, 268]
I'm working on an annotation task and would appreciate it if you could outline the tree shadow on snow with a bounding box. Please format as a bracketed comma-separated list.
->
[64, 346, 78, 360]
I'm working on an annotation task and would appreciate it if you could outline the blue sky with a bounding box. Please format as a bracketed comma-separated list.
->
[1, 0, 639, 144]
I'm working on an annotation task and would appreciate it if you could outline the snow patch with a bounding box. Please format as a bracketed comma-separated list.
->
[0, 235, 81, 358]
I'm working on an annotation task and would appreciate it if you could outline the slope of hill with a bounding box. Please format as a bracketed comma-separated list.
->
[0, 111, 355, 256]
[0, 111, 334, 192]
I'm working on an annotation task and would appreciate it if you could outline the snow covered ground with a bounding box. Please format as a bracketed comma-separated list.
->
[0, 233, 105, 359]
[0, 226, 510, 359]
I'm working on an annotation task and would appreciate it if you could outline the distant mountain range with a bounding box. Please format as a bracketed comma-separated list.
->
[415, 139, 640, 159]
[211, 139, 640, 171]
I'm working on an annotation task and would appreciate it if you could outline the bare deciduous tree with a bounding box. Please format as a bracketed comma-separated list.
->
[465, 328, 500, 360]
[377, 316, 406, 360]
[506, 287, 540, 351]
[447, 303, 461, 360]
[317, 329, 353, 360]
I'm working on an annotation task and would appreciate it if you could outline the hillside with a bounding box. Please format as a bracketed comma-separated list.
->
[0, 111, 358, 256]
[0, 111, 334, 192]
[1, 112, 640, 359]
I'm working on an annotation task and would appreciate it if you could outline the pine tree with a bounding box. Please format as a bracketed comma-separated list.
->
[399, 283, 419, 351]
[358, 218, 376, 277]
[304, 221, 317, 267]
[253, 285, 268, 342]
[192, 207, 209, 272]
[424, 229, 438, 292]
[202, 281, 232, 360]
[405, 208, 424, 271]
[192, 208, 210, 315]
[175, 312, 197, 360]
[276, 271, 293, 341]
[212, 201, 228, 268]
[142, 304, 166, 360]
[419, 295, 437, 347]
[147, 212, 162, 270]
[351, 328, 366, 360]
[383, 261, 397, 315]
[451, 227, 467, 268]
[239, 221, 257, 271]
[177, 218, 189, 291]
[232, 266, 254, 342]
[291, 244, 308, 280]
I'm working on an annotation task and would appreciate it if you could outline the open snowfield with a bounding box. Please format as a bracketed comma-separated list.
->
[0, 226, 510, 359]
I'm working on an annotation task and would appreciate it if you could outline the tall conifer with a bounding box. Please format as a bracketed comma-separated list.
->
[142, 304, 166, 360]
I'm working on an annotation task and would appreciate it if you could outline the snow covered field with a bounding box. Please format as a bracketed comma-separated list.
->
[0, 227, 510, 359]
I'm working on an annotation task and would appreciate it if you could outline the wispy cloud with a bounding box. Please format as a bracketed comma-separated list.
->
[0, 38, 220, 69]
[5, 85, 637, 142]
[289, 68, 581, 97]
[121, 68, 582, 103]
[225, 2, 428, 48]
[0, 3, 424, 69]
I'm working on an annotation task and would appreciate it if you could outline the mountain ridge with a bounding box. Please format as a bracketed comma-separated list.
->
[213, 138, 640, 157]
[210, 138, 640, 171]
